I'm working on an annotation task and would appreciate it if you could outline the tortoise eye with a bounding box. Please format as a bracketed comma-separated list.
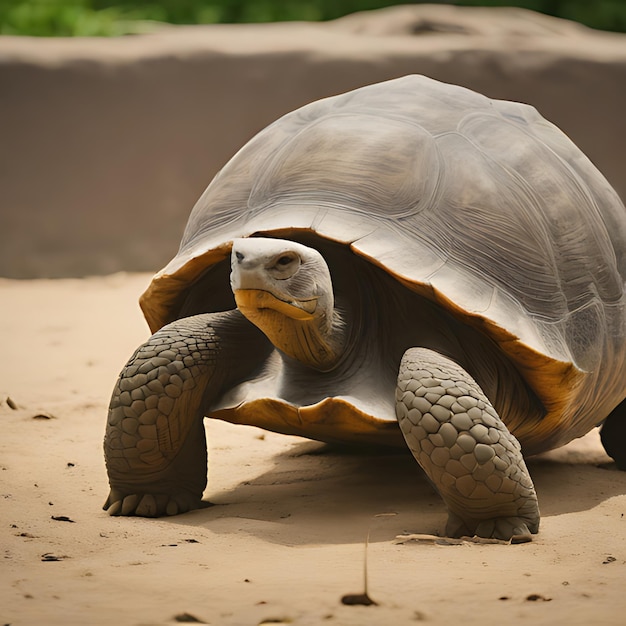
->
[269, 251, 300, 276]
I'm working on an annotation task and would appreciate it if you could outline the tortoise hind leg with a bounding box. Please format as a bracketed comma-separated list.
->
[104, 310, 272, 517]
[600, 398, 626, 470]
[395, 347, 540, 542]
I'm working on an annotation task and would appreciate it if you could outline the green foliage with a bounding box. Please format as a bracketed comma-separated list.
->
[454, 0, 626, 33]
[0, 0, 156, 36]
[1, 0, 625, 37]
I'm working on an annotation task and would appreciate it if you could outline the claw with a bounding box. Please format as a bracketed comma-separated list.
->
[121, 494, 139, 516]
[452, 516, 536, 542]
[103, 488, 124, 511]
[475, 519, 496, 539]
[445, 511, 471, 538]
[103, 486, 204, 517]
[136, 494, 157, 517]
[106, 499, 122, 516]
[511, 528, 533, 544]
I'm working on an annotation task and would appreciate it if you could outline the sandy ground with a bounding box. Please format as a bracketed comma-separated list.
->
[0, 273, 624, 626]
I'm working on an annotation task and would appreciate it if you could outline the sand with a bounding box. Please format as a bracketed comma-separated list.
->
[1, 273, 625, 625]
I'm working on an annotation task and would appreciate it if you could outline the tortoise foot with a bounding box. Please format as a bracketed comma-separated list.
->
[446, 511, 536, 543]
[103, 488, 206, 517]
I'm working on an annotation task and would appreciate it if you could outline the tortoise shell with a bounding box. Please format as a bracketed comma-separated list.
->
[139, 75, 626, 454]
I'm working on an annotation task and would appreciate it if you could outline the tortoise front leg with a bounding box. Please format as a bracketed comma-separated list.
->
[395, 347, 540, 542]
[104, 310, 271, 517]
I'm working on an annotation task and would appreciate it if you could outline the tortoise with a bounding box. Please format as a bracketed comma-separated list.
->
[104, 74, 626, 541]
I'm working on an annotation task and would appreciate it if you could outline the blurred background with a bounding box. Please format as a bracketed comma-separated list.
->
[1, 1, 625, 278]
[2, 0, 626, 35]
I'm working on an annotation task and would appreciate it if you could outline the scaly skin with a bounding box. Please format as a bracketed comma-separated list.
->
[395, 347, 540, 542]
[103, 310, 271, 517]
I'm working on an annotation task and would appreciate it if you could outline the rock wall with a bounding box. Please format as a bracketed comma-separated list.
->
[1, 5, 625, 277]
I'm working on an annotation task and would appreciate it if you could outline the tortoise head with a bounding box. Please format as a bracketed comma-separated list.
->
[230, 237, 345, 371]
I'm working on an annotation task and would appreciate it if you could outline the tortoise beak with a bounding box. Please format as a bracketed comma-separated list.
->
[233, 288, 317, 320]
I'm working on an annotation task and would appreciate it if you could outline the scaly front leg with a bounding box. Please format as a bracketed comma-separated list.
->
[104, 310, 271, 517]
[395, 348, 540, 542]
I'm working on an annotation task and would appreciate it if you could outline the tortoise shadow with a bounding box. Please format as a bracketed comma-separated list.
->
[168, 437, 626, 546]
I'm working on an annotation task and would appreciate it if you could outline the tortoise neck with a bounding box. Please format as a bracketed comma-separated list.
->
[233, 285, 349, 372]
[284, 251, 370, 372]
[274, 308, 347, 372]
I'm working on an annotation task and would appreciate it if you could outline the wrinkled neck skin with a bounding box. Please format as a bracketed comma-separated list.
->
[296, 306, 349, 372]
[239, 292, 349, 372]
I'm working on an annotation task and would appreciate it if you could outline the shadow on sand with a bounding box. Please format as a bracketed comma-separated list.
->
[168, 438, 626, 546]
